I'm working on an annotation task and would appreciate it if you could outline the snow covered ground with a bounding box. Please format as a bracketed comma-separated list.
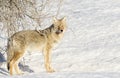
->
[1, 72, 120, 78]
[1, 0, 120, 77]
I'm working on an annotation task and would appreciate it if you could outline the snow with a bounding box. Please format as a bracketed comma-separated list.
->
[1, 0, 120, 77]
[1, 72, 120, 78]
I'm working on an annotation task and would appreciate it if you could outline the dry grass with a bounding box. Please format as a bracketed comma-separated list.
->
[0, 0, 64, 37]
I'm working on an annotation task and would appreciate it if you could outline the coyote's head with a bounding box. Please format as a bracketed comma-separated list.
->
[53, 17, 66, 35]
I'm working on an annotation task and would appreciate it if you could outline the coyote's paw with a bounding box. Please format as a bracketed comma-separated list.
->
[17, 71, 24, 75]
[47, 68, 55, 73]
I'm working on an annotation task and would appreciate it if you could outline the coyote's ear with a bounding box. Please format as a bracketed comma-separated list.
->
[53, 17, 58, 23]
[62, 17, 66, 22]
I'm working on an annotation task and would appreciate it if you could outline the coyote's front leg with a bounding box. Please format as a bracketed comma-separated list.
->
[43, 45, 55, 73]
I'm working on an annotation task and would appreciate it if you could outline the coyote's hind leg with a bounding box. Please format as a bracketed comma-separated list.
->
[9, 52, 24, 75]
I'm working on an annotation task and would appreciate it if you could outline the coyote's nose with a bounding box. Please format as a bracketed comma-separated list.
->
[61, 30, 63, 32]
[56, 30, 63, 34]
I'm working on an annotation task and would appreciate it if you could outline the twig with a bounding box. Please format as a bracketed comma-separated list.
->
[56, 0, 64, 17]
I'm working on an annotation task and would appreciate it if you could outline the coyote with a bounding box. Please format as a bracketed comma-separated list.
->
[7, 17, 66, 75]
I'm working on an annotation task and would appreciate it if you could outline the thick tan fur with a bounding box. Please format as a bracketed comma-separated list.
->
[7, 17, 66, 75]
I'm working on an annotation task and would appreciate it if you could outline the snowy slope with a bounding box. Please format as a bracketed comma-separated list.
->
[1, 0, 120, 77]
[1, 72, 120, 78]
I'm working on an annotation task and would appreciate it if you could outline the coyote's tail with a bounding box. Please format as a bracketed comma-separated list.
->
[7, 38, 14, 71]
[7, 62, 10, 70]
